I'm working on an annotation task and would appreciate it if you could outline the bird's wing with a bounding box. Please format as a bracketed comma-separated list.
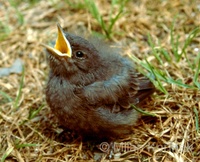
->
[74, 73, 131, 106]
[117, 73, 155, 109]
[74, 60, 154, 111]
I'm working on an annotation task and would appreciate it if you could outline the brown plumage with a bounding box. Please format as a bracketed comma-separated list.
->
[43, 24, 155, 140]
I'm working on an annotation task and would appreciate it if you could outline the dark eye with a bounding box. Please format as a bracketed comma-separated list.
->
[75, 51, 86, 59]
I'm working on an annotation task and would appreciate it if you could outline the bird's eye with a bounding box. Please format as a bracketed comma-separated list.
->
[75, 51, 86, 59]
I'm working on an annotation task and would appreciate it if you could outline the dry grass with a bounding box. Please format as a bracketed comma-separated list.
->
[0, 0, 200, 161]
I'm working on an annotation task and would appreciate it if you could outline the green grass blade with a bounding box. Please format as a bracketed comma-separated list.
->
[64, 0, 84, 9]
[170, 18, 181, 61]
[131, 105, 157, 117]
[20, 104, 45, 125]
[147, 34, 164, 65]
[15, 143, 39, 149]
[84, 0, 101, 24]
[180, 27, 200, 69]
[84, 0, 127, 39]
[145, 59, 168, 94]
[0, 90, 12, 103]
[160, 48, 171, 62]
[0, 22, 11, 41]
[194, 107, 199, 133]
[84, 0, 107, 35]
[107, 0, 127, 38]
[108, 9, 123, 34]
[193, 52, 200, 89]
[28, 104, 45, 120]
[13, 66, 25, 111]
[130, 55, 168, 94]
[8, 0, 24, 25]
[1, 147, 14, 162]
[166, 78, 194, 89]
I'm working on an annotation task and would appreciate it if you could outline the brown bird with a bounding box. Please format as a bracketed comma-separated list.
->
[43, 24, 154, 140]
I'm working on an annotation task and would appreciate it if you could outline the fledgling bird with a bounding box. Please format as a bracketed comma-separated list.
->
[43, 24, 154, 140]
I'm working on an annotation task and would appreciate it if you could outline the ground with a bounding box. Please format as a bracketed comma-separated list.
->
[0, 0, 200, 161]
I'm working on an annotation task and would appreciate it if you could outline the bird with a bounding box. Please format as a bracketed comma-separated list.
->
[43, 24, 155, 140]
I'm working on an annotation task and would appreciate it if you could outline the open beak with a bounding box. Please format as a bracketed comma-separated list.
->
[42, 23, 72, 58]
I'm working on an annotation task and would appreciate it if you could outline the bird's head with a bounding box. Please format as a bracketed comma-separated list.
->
[43, 24, 102, 83]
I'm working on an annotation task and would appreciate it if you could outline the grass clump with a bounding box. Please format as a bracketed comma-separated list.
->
[131, 26, 200, 93]
[84, 0, 129, 39]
